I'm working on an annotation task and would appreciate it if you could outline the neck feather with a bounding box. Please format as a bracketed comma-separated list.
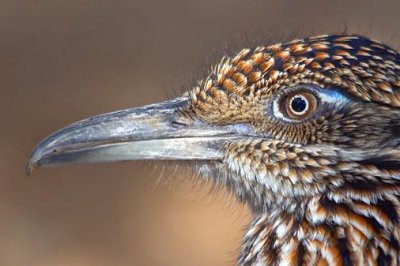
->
[239, 187, 400, 266]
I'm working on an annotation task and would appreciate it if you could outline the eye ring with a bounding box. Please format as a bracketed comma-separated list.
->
[282, 91, 317, 120]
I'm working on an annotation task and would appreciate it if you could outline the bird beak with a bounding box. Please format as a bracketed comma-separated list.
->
[26, 96, 252, 175]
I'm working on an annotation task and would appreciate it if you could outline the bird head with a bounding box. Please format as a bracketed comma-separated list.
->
[26, 34, 400, 212]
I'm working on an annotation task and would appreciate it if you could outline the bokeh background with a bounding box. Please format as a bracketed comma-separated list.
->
[2, 0, 400, 265]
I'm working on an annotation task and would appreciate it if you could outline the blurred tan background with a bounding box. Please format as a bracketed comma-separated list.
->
[2, 0, 400, 265]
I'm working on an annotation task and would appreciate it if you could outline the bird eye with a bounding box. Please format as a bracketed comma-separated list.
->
[282, 91, 317, 120]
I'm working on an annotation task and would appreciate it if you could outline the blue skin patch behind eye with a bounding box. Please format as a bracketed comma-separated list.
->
[316, 87, 351, 106]
[271, 84, 352, 122]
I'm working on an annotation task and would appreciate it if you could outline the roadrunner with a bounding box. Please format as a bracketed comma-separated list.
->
[27, 34, 400, 265]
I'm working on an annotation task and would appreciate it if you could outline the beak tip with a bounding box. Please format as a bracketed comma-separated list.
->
[25, 147, 43, 176]
[25, 162, 33, 176]
[25, 156, 38, 176]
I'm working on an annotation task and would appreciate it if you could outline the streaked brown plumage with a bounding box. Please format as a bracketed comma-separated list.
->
[27, 34, 400, 265]
[191, 34, 400, 265]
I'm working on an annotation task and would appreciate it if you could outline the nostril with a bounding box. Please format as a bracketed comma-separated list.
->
[171, 120, 189, 128]
[170, 116, 192, 128]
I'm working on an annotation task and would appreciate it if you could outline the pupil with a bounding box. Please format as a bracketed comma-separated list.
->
[291, 96, 307, 113]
